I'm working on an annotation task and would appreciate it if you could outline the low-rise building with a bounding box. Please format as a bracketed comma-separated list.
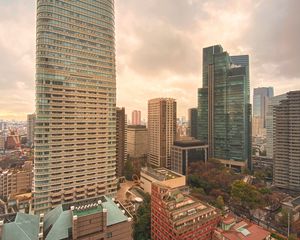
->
[0, 196, 133, 240]
[140, 167, 186, 194]
[171, 138, 208, 176]
[151, 182, 220, 240]
[214, 214, 271, 240]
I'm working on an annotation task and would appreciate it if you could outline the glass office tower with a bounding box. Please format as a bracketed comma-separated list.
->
[198, 45, 251, 169]
[34, 0, 117, 213]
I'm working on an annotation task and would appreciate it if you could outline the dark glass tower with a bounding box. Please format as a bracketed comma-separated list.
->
[197, 45, 251, 169]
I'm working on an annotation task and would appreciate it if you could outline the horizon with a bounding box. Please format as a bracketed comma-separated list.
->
[0, 0, 299, 121]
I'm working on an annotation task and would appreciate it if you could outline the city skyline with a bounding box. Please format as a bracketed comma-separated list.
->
[0, 0, 300, 120]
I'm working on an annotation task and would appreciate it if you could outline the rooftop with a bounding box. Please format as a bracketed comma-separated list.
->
[173, 138, 207, 148]
[155, 183, 219, 228]
[1, 212, 40, 240]
[141, 167, 183, 181]
[216, 216, 271, 240]
[44, 196, 132, 240]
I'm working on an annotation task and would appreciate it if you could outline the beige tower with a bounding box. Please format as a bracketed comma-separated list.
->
[34, 0, 117, 214]
[148, 98, 176, 168]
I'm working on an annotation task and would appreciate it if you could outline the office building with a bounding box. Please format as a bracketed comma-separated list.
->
[127, 125, 148, 158]
[253, 87, 274, 128]
[188, 108, 198, 138]
[34, 0, 117, 213]
[0, 196, 132, 240]
[273, 91, 300, 191]
[148, 98, 176, 168]
[27, 113, 36, 146]
[151, 182, 220, 240]
[131, 110, 141, 125]
[171, 138, 208, 176]
[198, 45, 251, 169]
[127, 125, 148, 173]
[0, 162, 33, 199]
[116, 107, 127, 178]
[140, 167, 186, 194]
[265, 94, 287, 158]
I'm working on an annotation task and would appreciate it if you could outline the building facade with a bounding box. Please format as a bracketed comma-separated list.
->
[188, 108, 198, 139]
[131, 110, 141, 125]
[151, 182, 220, 240]
[171, 138, 208, 176]
[34, 0, 117, 213]
[265, 93, 287, 158]
[148, 98, 177, 168]
[273, 91, 300, 191]
[116, 107, 127, 178]
[198, 45, 251, 169]
[27, 113, 36, 146]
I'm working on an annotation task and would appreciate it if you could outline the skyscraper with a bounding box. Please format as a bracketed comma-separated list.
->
[148, 98, 176, 168]
[34, 0, 117, 213]
[188, 108, 197, 139]
[253, 87, 274, 136]
[265, 93, 287, 158]
[273, 91, 300, 191]
[116, 107, 127, 178]
[198, 45, 251, 169]
[27, 113, 36, 146]
[131, 110, 141, 125]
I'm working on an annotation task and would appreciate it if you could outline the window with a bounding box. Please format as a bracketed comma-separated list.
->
[106, 232, 112, 238]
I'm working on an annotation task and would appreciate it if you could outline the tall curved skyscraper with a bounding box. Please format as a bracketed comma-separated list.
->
[34, 0, 116, 214]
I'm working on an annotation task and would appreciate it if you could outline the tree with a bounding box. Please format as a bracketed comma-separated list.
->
[133, 194, 151, 240]
[215, 196, 225, 211]
[288, 234, 297, 240]
[124, 159, 134, 180]
[231, 180, 263, 209]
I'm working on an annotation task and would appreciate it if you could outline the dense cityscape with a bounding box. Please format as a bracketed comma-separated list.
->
[0, 1, 300, 240]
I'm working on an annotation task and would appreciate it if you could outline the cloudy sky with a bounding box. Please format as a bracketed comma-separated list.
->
[0, 0, 299, 120]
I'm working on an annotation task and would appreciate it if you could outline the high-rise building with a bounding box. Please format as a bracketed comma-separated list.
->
[131, 110, 141, 125]
[188, 108, 197, 138]
[253, 87, 274, 127]
[34, 0, 117, 213]
[148, 98, 176, 168]
[116, 107, 127, 178]
[273, 91, 300, 192]
[151, 182, 220, 240]
[27, 113, 36, 146]
[198, 45, 251, 169]
[265, 93, 287, 158]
